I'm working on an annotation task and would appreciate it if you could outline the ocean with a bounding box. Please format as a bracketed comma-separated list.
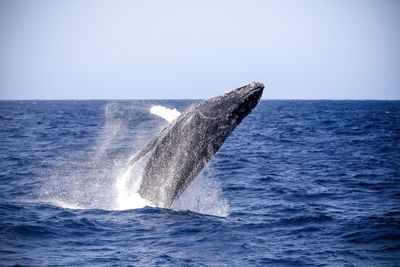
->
[0, 100, 399, 266]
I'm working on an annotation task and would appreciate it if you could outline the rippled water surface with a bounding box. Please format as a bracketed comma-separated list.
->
[0, 100, 399, 266]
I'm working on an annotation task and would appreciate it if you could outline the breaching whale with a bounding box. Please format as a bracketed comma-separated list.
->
[129, 82, 264, 208]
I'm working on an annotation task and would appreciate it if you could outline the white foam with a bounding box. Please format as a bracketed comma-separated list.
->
[150, 105, 181, 122]
[114, 165, 154, 210]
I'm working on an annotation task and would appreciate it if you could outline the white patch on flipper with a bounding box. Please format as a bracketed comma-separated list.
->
[150, 105, 181, 123]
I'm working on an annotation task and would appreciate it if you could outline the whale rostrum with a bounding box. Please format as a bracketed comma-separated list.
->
[129, 82, 264, 208]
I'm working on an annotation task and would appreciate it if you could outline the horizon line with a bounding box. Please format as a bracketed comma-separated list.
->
[0, 98, 399, 101]
[0, 97, 400, 101]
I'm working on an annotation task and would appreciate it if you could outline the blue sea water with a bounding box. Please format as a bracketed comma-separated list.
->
[0, 100, 399, 266]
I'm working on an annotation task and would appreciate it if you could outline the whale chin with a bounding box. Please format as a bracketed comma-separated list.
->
[130, 82, 264, 208]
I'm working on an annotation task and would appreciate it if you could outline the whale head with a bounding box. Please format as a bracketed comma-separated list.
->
[196, 82, 264, 125]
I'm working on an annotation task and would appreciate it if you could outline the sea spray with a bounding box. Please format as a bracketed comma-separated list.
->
[114, 149, 156, 210]
[41, 101, 160, 210]
[114, 165, 153, 210]
[172, 165, 230, 217]
[41, 101, 229, 216]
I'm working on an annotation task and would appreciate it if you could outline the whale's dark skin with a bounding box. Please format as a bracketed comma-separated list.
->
[129, 82, 264, 208]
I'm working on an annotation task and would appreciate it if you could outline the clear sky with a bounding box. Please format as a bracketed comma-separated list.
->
[0, 0, 399, 100]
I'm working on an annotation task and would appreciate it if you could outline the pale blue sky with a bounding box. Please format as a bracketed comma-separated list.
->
[0, 0, 399, 100]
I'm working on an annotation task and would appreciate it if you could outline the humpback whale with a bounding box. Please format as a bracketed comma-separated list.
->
[129, 82, 264, 208]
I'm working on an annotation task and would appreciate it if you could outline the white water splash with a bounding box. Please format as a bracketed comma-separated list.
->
[150, 105, 181, 122]
[172, 166, 230, 217]
[114, 165, 153, 210]
[43, 102, 229, 217]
